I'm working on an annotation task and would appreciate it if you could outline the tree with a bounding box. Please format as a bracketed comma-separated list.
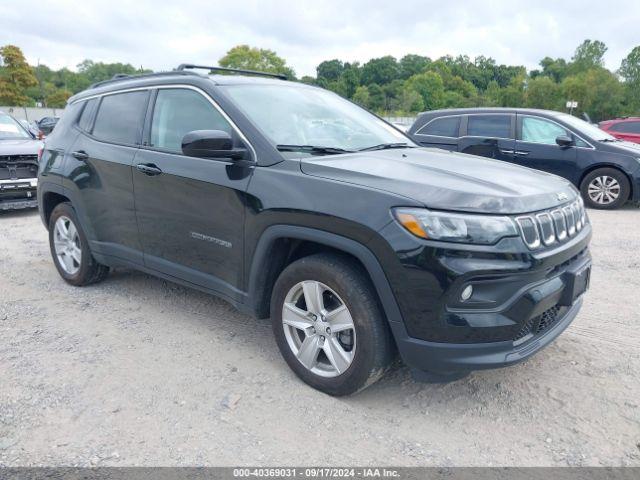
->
[352, 86, 370, 108]
[537, 57, 569, 83]
[620, 46, 640, 84]
[570, 40, 607, 74]
[0, 45, 38, 105]
[316, 59, 343, 82]
[46, 89, 72, 108]
[405, 71, 445, 111]
[399, 54, 430, 79]
[366, 84, 386, 111]
[361, 56, 399, 86]
[562, 68, 623, 121]
[219, 45, 295, 79]
[524, 76, 562, 110]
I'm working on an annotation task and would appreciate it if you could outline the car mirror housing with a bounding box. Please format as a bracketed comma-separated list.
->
[556, 135, 574, 148]
[181, 130, 246, 160]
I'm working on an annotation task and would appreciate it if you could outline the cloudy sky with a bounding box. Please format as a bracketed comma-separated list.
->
[2, 0, 639, 76]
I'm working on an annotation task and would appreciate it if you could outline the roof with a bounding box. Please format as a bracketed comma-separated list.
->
[68, 66, 299, 104]
[417, 107, 565, 118]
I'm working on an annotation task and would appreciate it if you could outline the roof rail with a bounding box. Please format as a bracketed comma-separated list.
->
[89, 70, 201, 89]
[176, 64, 288, 80]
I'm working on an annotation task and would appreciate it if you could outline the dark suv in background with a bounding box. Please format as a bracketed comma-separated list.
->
[409, 108, 640, 209]
[38, 67, 591, 395]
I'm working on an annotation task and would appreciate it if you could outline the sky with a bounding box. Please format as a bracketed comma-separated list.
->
[2, 0, 639, 77]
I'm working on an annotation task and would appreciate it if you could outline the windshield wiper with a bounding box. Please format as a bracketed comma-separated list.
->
[358, 142, 414, 152]
[276, 144, 354, 155]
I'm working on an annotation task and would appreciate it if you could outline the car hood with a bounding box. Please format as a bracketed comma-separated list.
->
[0, 138, 42, 156]
[605, 140, 640, 154]
[300, 148, 578, 214]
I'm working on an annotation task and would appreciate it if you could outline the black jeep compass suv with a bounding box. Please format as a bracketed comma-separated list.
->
[38, 65, 592, 395]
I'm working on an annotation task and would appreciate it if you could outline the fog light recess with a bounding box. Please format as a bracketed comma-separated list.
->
[460, 285, 473, 302]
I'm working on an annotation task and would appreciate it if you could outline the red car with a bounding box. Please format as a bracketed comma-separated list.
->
[599, 117, 640, 144]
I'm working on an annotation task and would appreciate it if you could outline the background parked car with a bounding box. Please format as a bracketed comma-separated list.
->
[18, 119, 44, 139]
[599, 117, 640, 144]
[0, 111, 41, 210]
[37, 116, 60, 135]
[408, 108, 640, 209]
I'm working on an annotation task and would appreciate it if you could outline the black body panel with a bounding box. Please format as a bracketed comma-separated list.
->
[38, 73, 593, 375]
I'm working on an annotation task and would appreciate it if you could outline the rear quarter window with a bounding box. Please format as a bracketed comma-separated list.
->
[92, 91, 149, 145]
[417, 116, 460, 137]
[77, 98, 98, 132]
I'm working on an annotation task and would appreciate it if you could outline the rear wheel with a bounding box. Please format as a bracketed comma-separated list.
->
[271, 253, 395, 396]
[580, 168, 630, 209]
[49, 202, 109, 286]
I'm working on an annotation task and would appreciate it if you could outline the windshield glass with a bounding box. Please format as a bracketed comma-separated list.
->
[0, 113, 31, 140]
[222, 84, 412, 153]
[556, 113, 616, 142]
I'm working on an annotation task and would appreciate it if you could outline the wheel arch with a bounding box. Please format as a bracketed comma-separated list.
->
[246, 226, 404, 330]
[579, 164, 634, 200]
[39, 184, 71, 229]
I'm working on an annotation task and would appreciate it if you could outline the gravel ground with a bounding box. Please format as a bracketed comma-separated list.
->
[0, 206, 639, 467]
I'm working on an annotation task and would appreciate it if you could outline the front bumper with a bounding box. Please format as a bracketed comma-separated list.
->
[375, 216, 592, 374]
[0, 178, 38, 210]
[392, 298, 583, 374]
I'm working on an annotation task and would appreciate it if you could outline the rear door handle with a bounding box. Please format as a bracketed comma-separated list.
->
[499, 148, 515, 155]
[71, 150, 89, 160]
[514, 150, 530, 156]
[136, 163, 163, 176]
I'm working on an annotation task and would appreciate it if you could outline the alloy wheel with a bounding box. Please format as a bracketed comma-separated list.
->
[53, 215, 82, 275]
[282, 280, 356, 377]
[588, 175, 620, 205]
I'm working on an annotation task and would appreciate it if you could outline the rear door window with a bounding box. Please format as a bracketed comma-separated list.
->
[610, 121, 640, 134]
[92, 91, 149, 145]
[467, 115, 512, 138]
[418, 116, 460, 137]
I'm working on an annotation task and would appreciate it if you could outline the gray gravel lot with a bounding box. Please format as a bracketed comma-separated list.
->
[0, 207, 639, 467]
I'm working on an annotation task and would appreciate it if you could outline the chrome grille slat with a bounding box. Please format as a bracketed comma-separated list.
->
[517, 200, 587, 250]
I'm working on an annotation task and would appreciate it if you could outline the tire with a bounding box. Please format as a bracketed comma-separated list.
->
[48, 202, 109, 286]
[580, 168, 630, 210]
[270, 253, 395, 396]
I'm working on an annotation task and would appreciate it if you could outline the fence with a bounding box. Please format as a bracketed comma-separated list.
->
[0, 106, 63, 122]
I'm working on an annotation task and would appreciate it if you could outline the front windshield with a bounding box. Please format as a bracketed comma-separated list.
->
[556, 113, 616, 142]
[222, 84, 413, 153]
[0, 113, 31, 140]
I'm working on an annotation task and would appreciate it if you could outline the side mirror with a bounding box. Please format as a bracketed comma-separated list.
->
[556, 135, 574, 148]
[181, 130, 247, 160]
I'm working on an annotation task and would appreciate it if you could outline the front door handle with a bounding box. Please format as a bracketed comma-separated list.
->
[514, 150, 530, 156]
[499, 148, 515, 155]
[136, 163, 163, 176]
[71, 150, 89, 160]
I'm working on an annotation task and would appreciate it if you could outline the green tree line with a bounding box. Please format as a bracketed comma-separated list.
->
[1, 41, 639, 121]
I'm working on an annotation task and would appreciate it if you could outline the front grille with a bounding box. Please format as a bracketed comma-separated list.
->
[515, 199, 587, 250]
[0, 155, 39, 181]
[513, 306, 563, 343]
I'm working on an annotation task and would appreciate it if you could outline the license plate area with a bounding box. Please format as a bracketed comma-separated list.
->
[559, 263, 591, 306]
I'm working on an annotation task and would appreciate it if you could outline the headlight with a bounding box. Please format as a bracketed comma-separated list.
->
[393, 208, 518, 245]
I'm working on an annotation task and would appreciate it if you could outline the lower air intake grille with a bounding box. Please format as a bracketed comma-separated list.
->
[514, 306, 563, 343]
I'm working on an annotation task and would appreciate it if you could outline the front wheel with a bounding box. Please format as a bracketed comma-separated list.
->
[270, 253, 395, 396]
[580, 168, 630, 209]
